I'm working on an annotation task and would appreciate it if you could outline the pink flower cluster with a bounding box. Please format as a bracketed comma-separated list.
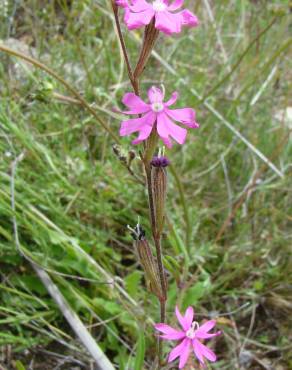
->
[155, 306, 221, 368]
[120, 86, 199, 147]
[116, 0, 199, 35]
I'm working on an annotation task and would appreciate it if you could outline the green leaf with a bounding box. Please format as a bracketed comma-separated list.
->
[15, 361, 26, 370]
[253, 280, 264, 291]
[48, 230, 68, 245]
[13, 275, 47, 296]
[163, 255, 181, 281]
[92, 298, 122, 316]
[168, 226, 189, 263]
[125, 271, 143, 298]
[182, 279, 211, 308]
[134, 330, 145, 370]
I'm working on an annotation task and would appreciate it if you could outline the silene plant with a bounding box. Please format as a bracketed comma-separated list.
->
[111, 1, 221, 368]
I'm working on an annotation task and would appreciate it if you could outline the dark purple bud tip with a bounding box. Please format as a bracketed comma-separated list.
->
[151, 156, 170, 168]
[129, 224, 146, 241]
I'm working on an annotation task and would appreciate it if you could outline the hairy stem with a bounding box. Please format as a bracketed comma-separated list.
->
[145, 163, 167, 367]
[111, 1, 140, 95]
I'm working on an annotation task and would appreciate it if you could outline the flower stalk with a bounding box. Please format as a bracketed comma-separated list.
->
[144, 153, 168, 366]
[111, 1, 203, 368]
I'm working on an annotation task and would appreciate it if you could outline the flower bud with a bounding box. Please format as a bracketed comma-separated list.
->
[127, 149, 136, 166]
[151, 156, 169, 236]
[112, 144, 127, 164]
[130, 224, 164, 300]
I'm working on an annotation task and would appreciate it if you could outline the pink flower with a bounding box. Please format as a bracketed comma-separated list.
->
[154, 306, 221, 369]
[116, 0, 199, 35]
[119, 86, 199, 147]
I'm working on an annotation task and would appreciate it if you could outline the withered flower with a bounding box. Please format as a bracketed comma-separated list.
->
[130, 224, 164, 300]
[151, 156, 169, 235]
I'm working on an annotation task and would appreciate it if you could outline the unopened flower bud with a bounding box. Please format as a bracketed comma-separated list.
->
[31, 81, 55, 103]
[151, 156, 170, 168]
[112, 144, 127, 164]
[112, 144, 121, 157]
[151, 156, 169, 236]
[130, 224, 164, 300]
[128, 150, 136, 165]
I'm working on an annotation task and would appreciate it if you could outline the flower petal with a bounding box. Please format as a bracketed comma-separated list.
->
[120, 117, 146, 136]
[154, 323, 185, 340]
[129, 0, 150, 12]
[125, 8, 154, 30]
[193, 339, 217, 363]
[132, 124, 153, 145]
[161, 333, 186, 340]
[165, 91, 179, 107]
[192, 339, 205, 365]
[178, 339, 191, 369]
[148, 86, 164, 104]
[167, 0, 184, 11]
[180, 9, 199, 27]
[175, 306, 190, 331]
[120, 111, 155, 136]
[195, 331, 221, 339]
[198, 320, 216, 333]
[116, 0, 129, 8]
[122, 92, 150, 114]
[184, 306, 194, 329]
[195, 320, 221, 339]
[161, 136, 173, 148]
[168, 338, 190, 362]
[166, 108, 199, 128]
[157, 113, 187, 145]
[155, 10, 182, 34]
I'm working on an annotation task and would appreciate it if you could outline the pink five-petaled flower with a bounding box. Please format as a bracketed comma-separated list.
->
[116, 0, 199, 35]
[119, 86, 199, 148]
[154, 306, 221, 369]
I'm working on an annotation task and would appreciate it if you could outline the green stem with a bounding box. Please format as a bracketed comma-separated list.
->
[145, 162, 167, 367]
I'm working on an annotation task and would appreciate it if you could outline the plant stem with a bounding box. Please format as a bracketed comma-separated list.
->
[145, 163, 167, 367]
[157, 298, 166, 367]
[111, 1, 140, 95]
[110, 5, 167, 366]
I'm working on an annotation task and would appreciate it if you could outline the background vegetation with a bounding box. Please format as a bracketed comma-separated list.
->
[0, 0, 291, 369]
